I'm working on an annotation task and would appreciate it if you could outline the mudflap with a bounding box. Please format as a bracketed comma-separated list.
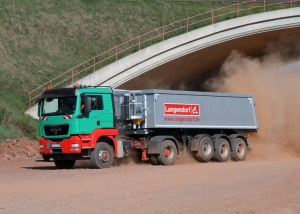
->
[147, 136, 179, 154]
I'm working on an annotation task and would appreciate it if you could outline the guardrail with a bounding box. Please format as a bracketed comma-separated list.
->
[28, 0, 299, 107]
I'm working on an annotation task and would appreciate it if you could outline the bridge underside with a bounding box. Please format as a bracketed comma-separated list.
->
[119, 27, 300, 91]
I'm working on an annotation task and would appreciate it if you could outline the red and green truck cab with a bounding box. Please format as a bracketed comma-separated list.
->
[38, 85, 120, 169]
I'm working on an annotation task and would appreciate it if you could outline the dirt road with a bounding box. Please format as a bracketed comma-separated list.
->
[0, 155, 299, 214]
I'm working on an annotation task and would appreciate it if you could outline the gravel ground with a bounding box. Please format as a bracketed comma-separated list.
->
[0, 140, 299, 214]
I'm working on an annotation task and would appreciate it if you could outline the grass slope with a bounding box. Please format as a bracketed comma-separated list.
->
[0, 0, 227, 141]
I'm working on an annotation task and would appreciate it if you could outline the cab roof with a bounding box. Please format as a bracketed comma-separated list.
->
[40, 86, 112, 99]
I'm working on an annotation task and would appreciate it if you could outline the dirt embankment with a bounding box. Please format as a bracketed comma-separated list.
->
[0, 138, 40, 161]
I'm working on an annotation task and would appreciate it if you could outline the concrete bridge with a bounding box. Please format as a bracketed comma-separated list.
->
[26, 8, 300, 118]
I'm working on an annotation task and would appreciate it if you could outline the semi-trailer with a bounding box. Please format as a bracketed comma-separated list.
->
[38, 84, 259, 169]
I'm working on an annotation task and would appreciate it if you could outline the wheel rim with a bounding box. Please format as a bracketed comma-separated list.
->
[202, 141, 212, 155]
[220, 143, 229, 158]
[236, 143, 245, 157]
[164, 146, 174, 160]
[99, 150, 109, 162]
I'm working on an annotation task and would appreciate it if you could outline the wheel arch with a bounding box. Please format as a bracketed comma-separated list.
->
[147, 135, 179, 155]
[229, 134, 248, 151]
[87, 129, 118, 155]
[95, 136, 117, 156]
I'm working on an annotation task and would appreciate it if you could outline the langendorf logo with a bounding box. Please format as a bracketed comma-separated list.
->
[164, 103, 200, 116]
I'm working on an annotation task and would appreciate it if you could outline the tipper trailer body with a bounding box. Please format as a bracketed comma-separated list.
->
[38, 85, 259, 169]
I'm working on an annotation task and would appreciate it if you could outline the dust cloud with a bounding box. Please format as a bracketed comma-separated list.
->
[204, 36, 300, 159]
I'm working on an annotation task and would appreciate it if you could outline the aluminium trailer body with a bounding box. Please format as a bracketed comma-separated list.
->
[113, 89, 259, 164]
[113, 89, 258, 133]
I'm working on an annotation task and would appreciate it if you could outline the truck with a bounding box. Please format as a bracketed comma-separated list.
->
[37, 84, 259, 169]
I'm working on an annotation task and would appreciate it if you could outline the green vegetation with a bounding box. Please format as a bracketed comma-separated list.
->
[0, 0, 297, 141]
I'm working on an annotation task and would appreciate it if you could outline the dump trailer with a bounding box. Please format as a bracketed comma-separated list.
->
[37, 84, 259, 169]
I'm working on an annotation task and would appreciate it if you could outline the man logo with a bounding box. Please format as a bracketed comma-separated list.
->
[50, 126, 61, 134]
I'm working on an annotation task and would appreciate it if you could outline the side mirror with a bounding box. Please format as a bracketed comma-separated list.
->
[82, 96, 91, 113]
[37, 100, 41, 117]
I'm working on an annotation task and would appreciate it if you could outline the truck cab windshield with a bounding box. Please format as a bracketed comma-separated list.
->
[41, 97, 77, 116]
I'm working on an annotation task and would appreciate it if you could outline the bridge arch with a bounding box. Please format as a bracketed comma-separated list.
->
[26, 8, 300, 117]
[76, 8, 300, 90]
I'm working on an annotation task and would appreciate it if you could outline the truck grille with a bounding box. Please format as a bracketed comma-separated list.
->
[44, 124, 69, 136]
[52, 149, 63, 154]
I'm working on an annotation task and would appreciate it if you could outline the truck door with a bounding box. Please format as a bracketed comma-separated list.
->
[80, 94, 114, 133]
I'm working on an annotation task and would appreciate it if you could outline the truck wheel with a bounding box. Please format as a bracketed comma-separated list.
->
[54, 159, 76, 169]
[43, 154, 50, 162]
[150, 155, 159, 165]
[194, 136, 214, 162]
[213, 138, 230, 162]
[157, 140, 177, 166]
[91, 142, 114, 169]
[232, 138, 247, 161]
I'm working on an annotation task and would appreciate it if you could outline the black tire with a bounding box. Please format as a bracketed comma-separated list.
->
[90, 142, 114, 169]
[113, 158, 122, 166]
[54, 159, 76, 169]
[156, 140, 177, 166]
[213, 138, 230, 162]
[43, 154, 50, 162]
[194, 136, 214, 162]
[232, 138, 247, 161]
[149, 155, 159, 165]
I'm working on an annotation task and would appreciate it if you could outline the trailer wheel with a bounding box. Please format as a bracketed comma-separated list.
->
[213, 138, 230, 162]
[91, 142, 114, 169]
[194, 136, 214, 162]
[232, 138, 247, 161]
[150, 155, 159, 165]
[157, 140, 177, 166]
[54, 159, 76, 169]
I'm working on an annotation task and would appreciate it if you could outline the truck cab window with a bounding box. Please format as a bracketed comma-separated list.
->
[42, 97, 76, 116]
[82, 95, 103, 111]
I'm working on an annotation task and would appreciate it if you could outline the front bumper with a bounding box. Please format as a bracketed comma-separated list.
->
[39, 136, 82, 155]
